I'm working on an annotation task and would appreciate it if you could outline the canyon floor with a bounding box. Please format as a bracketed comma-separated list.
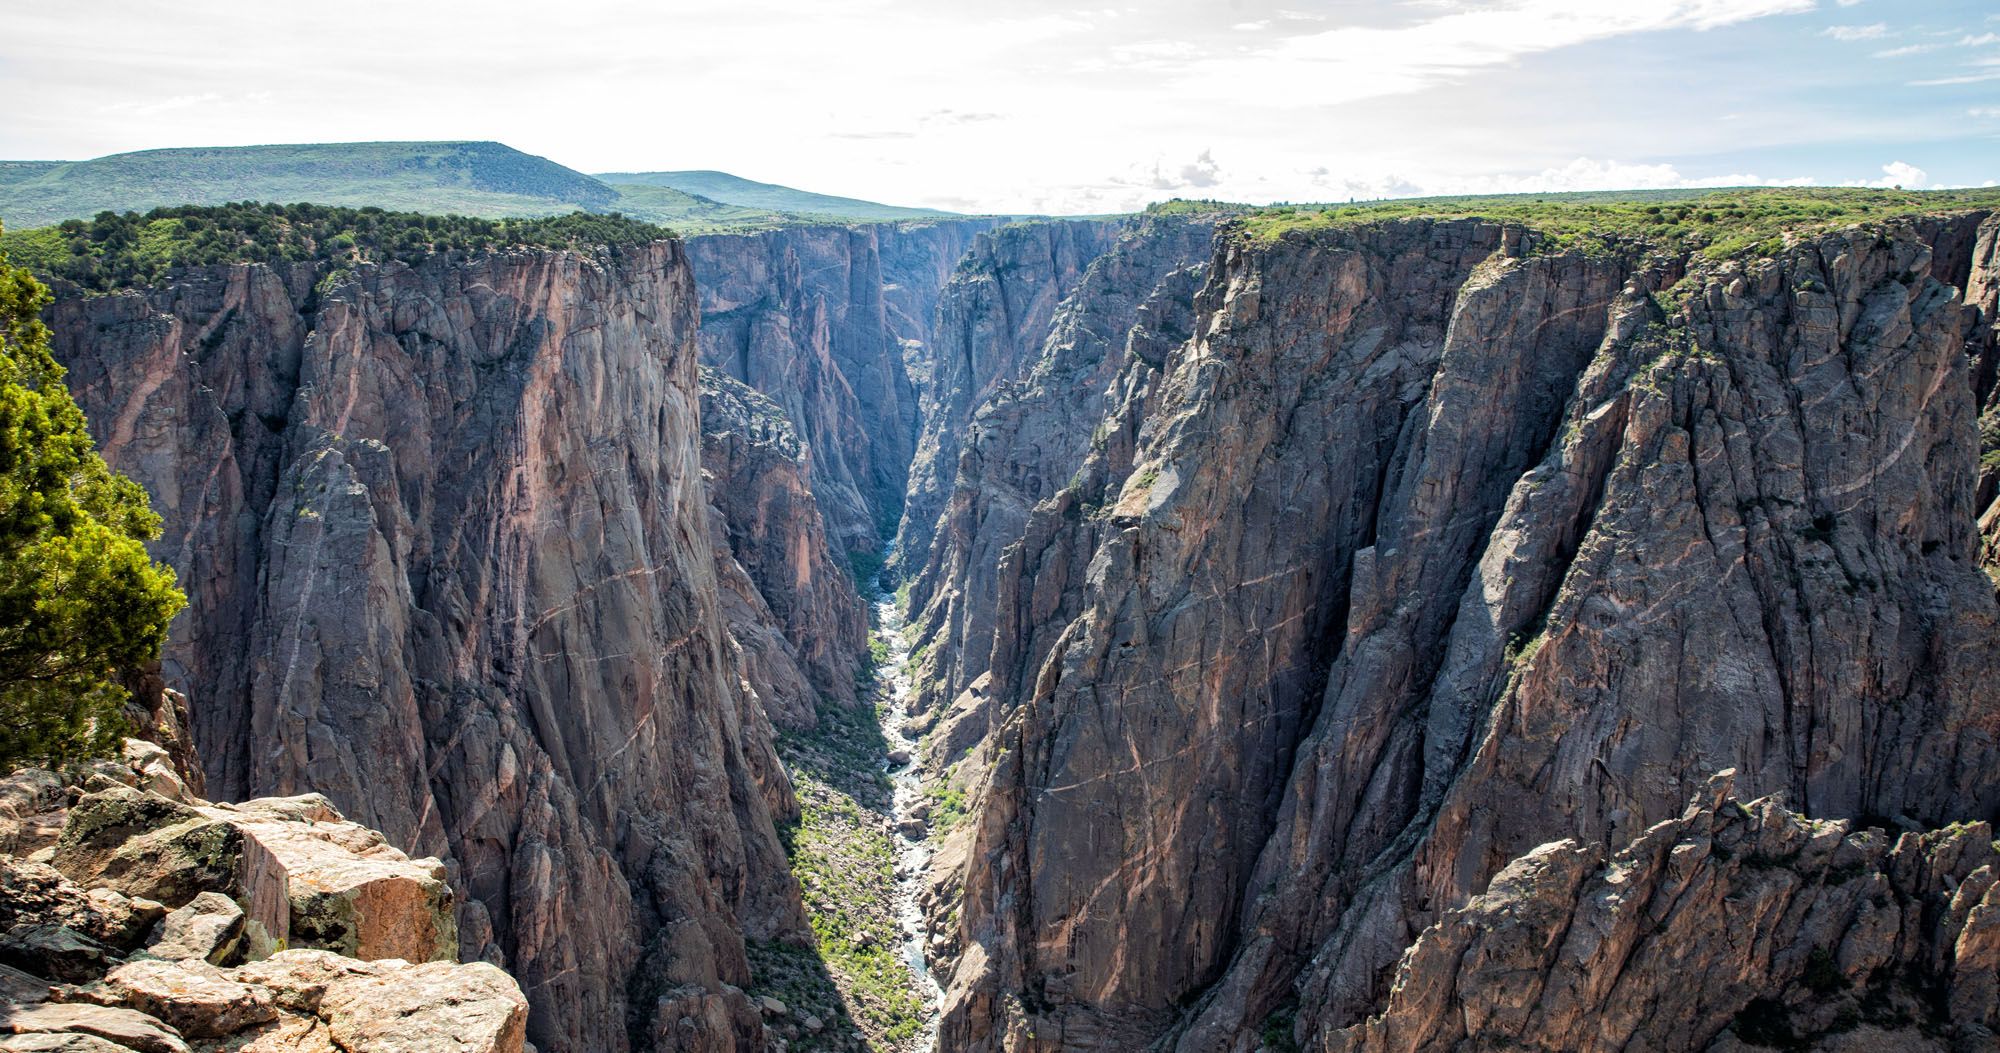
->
[747, 561, 943, 1052]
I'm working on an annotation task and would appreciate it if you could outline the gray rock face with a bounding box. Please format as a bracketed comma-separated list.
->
[700, 367, 867, 726]
[898, 215, 2000, 1051]
[686, 220, 997, 554]
[46, 244, 806, 1052]
[1329, 772, 2000, 1052]
[900, 213, 1218, 766]
[895, 219, 1124, 575]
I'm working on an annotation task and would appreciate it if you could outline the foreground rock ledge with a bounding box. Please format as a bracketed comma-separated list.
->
[1327, 770, 2000, 1053]
[0, 755, 527, 1053]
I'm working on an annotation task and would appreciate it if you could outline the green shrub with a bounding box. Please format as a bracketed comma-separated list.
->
[0, 228, 185, 768]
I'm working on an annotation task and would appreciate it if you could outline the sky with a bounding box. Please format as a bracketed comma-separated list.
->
[5, 0, 1997, 214]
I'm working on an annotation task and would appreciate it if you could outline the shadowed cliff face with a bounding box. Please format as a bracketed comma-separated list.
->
[48, 244, 808, 1053]
[686, 220, 997, 556]
[701, 365, 869, 727]
[895, 214, 2000, 1052]
[894, 220, 1125, 576]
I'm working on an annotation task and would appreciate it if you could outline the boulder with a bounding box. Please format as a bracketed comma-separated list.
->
[318, 959, 528, 1053]
[70, 958, 277, 1038]
[49, 789, 241, 911]
[49, 787, 453, 964]
[0, 774, 66, 859]
[0, 1002, 190, 1053]
[141, 892, 243, 965]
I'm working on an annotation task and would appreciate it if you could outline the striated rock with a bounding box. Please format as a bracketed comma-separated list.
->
[1328, 773, 2000, 1052]
[908, 214, 2000, 1051]
[895, 218, 1123, 574]
[900, 211, 1217, 776]
[48, 243, 807, 1051]
[687, 220, 996, 555]
[700, 366, 868, 724]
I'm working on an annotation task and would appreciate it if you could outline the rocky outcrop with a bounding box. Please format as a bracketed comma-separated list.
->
[907, 215, 2000, 1051]
[893, 220, 1123, 576]
[687, 220, 996, 555]
[0, 761, 526, 1053]
[701, 366, 868, 726]
[900, 213, 1216, 755]
[1331, 771, 1999, 1052]
[46, 243, 807, 1052]
[1964, 215, 2000, 575]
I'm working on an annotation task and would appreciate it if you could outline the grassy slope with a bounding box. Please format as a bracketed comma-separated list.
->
[598, 170, 953, 222]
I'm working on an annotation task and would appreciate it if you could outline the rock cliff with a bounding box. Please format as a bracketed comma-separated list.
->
[894, 220, 1123, 575]
[35, 196, 2000, 1053]
[701, 366, 868, 726]
[46, 244, 808, 1053]
[897, 214, 2000, 1051]
[687, 220, 996, 556]
[0, 747, 528, 1053]
[1330, 771, 1999, 1052]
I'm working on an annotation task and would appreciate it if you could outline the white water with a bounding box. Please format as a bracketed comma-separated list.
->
[872, 584, 942, 1051]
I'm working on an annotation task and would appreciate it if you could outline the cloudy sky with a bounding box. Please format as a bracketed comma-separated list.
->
[6, 0, 1997, 214]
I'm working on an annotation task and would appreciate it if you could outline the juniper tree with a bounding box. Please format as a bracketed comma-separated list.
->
[0, 225, 184, 768]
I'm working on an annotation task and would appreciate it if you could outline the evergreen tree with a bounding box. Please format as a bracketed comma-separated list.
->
[0, 224, 184, 768]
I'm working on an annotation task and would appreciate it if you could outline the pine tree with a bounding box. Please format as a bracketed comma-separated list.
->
[0, 223, 185, 769]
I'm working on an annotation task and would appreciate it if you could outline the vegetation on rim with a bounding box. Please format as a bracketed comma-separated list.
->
[1157, 186, 2000, 257]
[0, 202, 672, 293]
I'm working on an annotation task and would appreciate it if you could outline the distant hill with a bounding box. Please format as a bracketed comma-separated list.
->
[0, 142, 962, 233]
[595, 170, 953, 222]
[0, 142, 622, 228]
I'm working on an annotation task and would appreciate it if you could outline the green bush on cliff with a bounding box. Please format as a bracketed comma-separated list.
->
[1, 202, 673, 293]
[0, 227, 185, 768]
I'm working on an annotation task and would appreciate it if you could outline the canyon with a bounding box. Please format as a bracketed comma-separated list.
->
[21, 195, 2000, 1053]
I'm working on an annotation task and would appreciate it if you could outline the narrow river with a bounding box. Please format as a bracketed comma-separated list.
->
[871, 581, 942, 1051]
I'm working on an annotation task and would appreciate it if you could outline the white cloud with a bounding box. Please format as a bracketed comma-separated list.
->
[1115, 149, 1225, 193]
[1844, 161, 1928, 188]
[1823, 23, 1889, 41]
[0, 0, 1984, 216]
[98, 92, 223, 116]
[1960, 32, 2000, 46]
[1912, 70, 2000, 86]
[1873, 43, 1939, 57]
[1176, 0, 1816, 109]
[1231, 21, 1269, 32]
[1972, 107, 2000, 119]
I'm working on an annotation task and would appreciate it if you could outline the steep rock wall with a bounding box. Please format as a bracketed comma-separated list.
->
[894, 219, 1124, 580]
[687, 220, 995, 555]
[701, 366, 869, 725]
[904, 216, 2000, 1051]
[48, 245, 808, 1053]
